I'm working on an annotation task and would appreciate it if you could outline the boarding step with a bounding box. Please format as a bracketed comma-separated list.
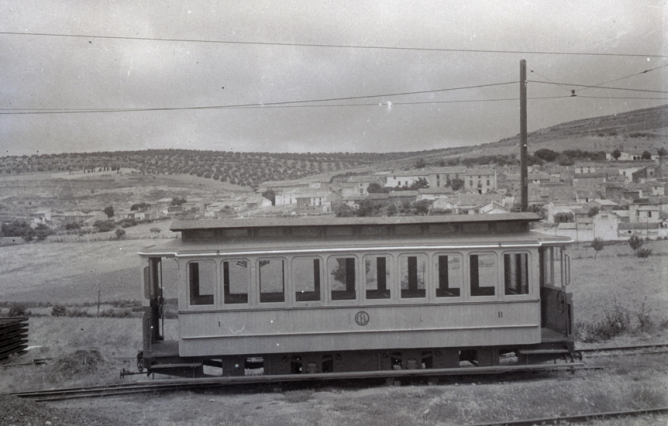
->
[149, 363, 202, 370]
[517, 349, 570, 355]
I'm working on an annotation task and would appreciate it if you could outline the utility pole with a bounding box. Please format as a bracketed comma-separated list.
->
[520, 59, 528, 212]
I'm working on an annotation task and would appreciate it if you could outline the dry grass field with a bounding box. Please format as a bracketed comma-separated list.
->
[0, 238, 163, 303]
[1, 238, 667, 333]
[1, 238, 667, 425]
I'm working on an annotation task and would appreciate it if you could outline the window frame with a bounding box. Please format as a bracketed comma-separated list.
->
[327, 254, 360, 305]
[221, 258, 251, 307]
[362, 253, 394, 303]
[397, 252, 429, 301]
[502, 251, 532, 297]
[186, 259, 218, 308]
[257, 257, 288, 305]
[433, 252, 464, 300]
[291, 255, 324, 306]
[467, 251, 499, 299]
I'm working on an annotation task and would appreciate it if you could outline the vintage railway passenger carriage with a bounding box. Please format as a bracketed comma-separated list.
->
[138, 213, 574, 377]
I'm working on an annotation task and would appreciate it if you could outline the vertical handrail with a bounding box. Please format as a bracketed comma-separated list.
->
[160, 259, 164, 340]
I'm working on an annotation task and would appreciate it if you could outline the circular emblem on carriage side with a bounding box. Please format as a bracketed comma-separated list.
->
[355, 311, 370, 326]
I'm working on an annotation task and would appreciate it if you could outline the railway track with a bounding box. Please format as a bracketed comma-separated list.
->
[576, 342, 668, 356]
[13, 362, 584, 402]
[470, 406, 668, 426]
[9, 342, 667, 402]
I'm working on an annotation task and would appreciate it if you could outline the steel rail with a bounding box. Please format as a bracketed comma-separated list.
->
[468, 406, 668, 426]
[12, 362, 584, 402]
[576, 342, 668, 354]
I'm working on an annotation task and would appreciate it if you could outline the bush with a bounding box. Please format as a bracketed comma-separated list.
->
[1, 221, 32, 237]
[577, 300, 631, 342]
[103, 205, 115, 218]
[335, 204, 355, 217]
[93, 220, 115, 233]
[35, 224, 54, 241]
[628, 235, 643, 251]
[118, 218, 138, 228]
[51, 304, 68, 316]
[636, 248, 652, 258]
[22, 229, 35, 242]
[67, 308, 92, 317]
[99, 309, 133, 318]
[636, 302, 654, 333]
[7, 303, 29, 317]
[115, 228, 126, 240]
[591, 238, 605, 258]
[554, 212, 574, 223]
[414, 199, 432, 215]
[587, 207, 600, 217]
[131, 202, 151, 211]
[65, 222, 81, 230]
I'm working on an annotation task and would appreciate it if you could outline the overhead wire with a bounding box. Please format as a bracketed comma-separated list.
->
[0, 81, 517, 115]
[1, 30, 667, 58]
[527, 81, 668, 94]
[2, 94, 666, 115]
[573, 62, 668, 94]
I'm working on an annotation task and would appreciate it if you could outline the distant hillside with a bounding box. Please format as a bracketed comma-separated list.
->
[1, 104, 666, 187]
[0, 147, 475, 189]
[466, 103, 668, 158]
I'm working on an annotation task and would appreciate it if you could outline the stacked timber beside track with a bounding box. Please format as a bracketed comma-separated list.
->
[0, 317, 29, 361]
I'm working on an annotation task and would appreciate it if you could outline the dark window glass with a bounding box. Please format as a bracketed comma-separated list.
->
[400, 254, 427, 298]
[329, 257, 356, 300]
[223, 260, 249, 304]
[365, 256, 390, 299]
[436, 255, 461, 297]
[470, 254, 496, 296]
[259, 259, 285, 303]
[294, 257, 321, 302]
[504, 253, 529, 295]
[189, 261, 215, 305]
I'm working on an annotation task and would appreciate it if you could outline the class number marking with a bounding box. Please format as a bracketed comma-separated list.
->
[355, 311, 370, 326]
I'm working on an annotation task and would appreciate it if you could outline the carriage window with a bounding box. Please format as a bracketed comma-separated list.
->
[400, 254, 427, 298]
[541, 247, 563, 287]
[188, 261, 215, 306]
[365, 255, 391, 300]
[258, 259, 285, 303]
[293, 257, 321, 302]
[541, 248, 553, 286]
[436, 255, 462, 297]
[504, 253, 529, 295]
[469, 254, 496, 296]
[223, 260, 249, 304]
[329, 257, 356, 300]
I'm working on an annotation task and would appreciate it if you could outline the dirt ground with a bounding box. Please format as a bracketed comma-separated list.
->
[1, 239, 667, 425]
[3, 354, 668, 426]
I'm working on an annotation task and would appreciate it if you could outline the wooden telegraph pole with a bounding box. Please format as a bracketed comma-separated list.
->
[520, 60, 528, 212]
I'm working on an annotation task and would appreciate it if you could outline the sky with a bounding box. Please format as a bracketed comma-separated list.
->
[0, 0, 666, 156]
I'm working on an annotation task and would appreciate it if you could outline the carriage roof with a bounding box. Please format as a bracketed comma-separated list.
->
[138, 213, 570, 257]
[170, 212, 540, 232]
